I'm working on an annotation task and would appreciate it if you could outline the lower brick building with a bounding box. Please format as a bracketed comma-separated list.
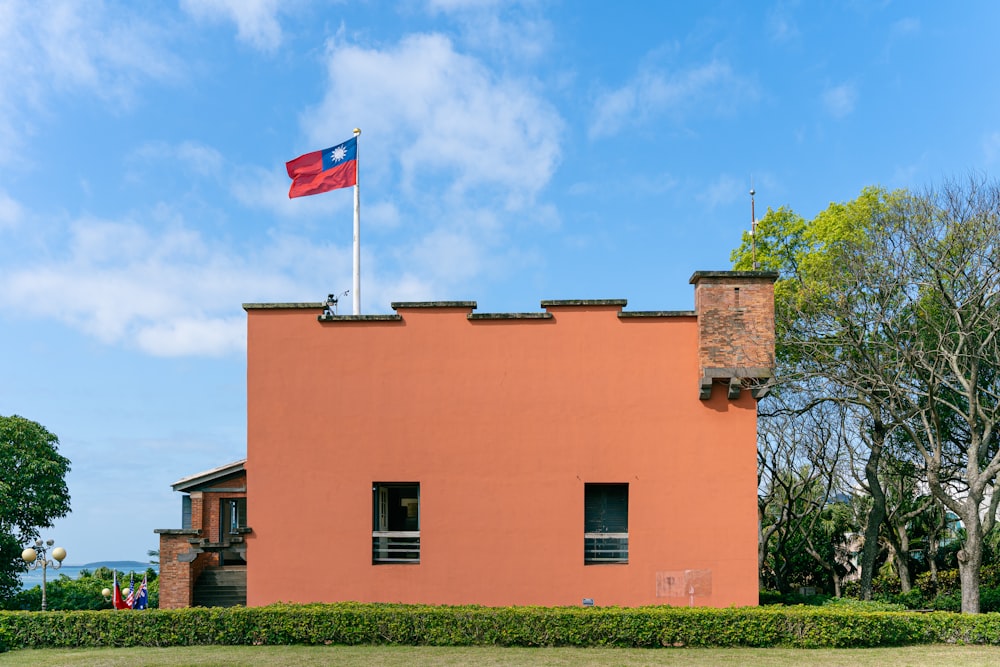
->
[155, 460, 248, 608]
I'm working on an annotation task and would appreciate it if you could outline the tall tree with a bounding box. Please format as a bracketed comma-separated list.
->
[738, 177, 1000, 612]
[878, 453, 933, 593]
[882, 179, 1000, 613]
[0, 415, 71, 602]
[732, 187, 908, 600]
[757, 393, 849, 594]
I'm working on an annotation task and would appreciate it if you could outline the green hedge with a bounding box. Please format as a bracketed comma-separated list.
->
[2, 603, 1000, 650]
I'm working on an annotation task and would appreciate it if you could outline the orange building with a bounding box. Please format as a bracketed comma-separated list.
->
[234, 270, 776, 608]
[157, 271, 774, 608]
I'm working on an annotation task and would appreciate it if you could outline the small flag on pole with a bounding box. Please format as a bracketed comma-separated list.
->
[286, 129, 363, 314]
[125, 572, 135, 608]
[112, 570, 130, 610]
[132, 574, 149, 610]
[286, 137, 358, 198]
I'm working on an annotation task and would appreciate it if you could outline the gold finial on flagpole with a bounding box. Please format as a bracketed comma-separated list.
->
[354, 128, 361, 135]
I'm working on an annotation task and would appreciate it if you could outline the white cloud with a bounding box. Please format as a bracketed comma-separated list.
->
[697, 173, 743, 209]
[230, 165, 299, 214]
[589, 59, 757, 139]
[879, 16, 920, 64]
[180, 0, 283, 52]
[176, 142, 226, 176]
[822, 83, 857, 118]
[282, 30, 564, 309]
[426, 0, 505, 10]
[465, 13, 551, 62]
[408, 228, 485, 283]
[377, 273, 436, 304]
[33, 2, 177, 93]
[10, 27, 566, 338]
[890, 158, 925, 186]
[0, 189, 24, 230]
[123, 142, 353, 227]
[367, 201, 402, 231]
[589, 88, 635, 139]
[766, 6, 800, 43]
[891, 17, 920, 37]
[134, 316, 246, 357]
[229, 163, 359, 226]
[567, 172, 677, 199]
[0, 212, 355, 357]
[634, 172, 679, 196]
[425, 0, 552, 63]
[133, 141, 225, 177]
[0, 0, 178, 163]
[306, 32, 563, 206]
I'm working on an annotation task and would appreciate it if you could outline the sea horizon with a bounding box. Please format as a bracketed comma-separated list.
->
[19, 561, 158, 591]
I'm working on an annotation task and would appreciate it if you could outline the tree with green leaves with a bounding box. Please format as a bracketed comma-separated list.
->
[3, 567, 158, 611]
[0, 415, 71, 603]
[733, 187, 911, 601]
[735, 176, 1000, 613]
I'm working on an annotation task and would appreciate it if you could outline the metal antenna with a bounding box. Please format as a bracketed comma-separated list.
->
[323, 290, 351, 317]
[750, 179, 758, 270]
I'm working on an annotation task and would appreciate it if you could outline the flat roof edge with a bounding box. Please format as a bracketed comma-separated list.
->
[391, 301, 477, 310]
[318, 314, 402, 322]
[689, 270, 779, 284]
[243, 302, 323, 310]
[618, 310, 697, 318]
[468, 312, 554, 320]
[540, 299, 628, 308]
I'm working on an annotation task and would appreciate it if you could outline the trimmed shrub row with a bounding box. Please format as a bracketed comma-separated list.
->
[2, 603, 1000, 650]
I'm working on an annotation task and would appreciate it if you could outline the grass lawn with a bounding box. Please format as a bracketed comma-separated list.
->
[3, 645, 1000, 666]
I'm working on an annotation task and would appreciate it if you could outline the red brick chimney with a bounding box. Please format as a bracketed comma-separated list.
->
[690, 271, 778, 400]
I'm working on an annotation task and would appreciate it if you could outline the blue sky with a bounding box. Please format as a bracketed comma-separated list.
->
[2, 0, 1000, 565]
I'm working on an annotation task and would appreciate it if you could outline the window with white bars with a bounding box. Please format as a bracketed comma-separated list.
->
[372, 482, 420, 563]
[584, 483, 628, 564]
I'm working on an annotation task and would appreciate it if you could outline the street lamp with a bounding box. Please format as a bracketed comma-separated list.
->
[21, 539, 66, 611]
[100, 585, 129, 609]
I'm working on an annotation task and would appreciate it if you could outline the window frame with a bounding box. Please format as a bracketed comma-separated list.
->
[584, 482, 629, 564]
[372, 482, 421, 564]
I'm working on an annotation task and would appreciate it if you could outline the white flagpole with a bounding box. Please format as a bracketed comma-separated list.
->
[352, 127, 361, 315]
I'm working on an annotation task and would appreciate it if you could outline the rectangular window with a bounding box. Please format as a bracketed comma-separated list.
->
[181, 495, 192, 529]
[584, 483, 629, 564]
[219, 497, 248, 566]
[372, 482, 420, 563]
[220, 497, 248, 540]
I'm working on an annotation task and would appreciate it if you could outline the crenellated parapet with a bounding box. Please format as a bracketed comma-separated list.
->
[245, 272, 777, 403]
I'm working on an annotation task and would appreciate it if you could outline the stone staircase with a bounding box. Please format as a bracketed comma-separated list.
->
[192, 565, 246, 607]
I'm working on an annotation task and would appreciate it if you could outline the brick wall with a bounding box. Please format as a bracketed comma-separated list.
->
[156, 531, 196, 609]
[691, 271, 777, 398]
[190, 493, 203, 531]
[155, 472, 247, 608]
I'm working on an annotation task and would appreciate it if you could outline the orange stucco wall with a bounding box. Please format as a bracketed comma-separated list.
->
[245, 302, 760, 608]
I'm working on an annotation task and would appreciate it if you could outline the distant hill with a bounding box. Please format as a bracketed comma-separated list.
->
[78, 561, 155, 571]
[20, 560, 157, 590]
